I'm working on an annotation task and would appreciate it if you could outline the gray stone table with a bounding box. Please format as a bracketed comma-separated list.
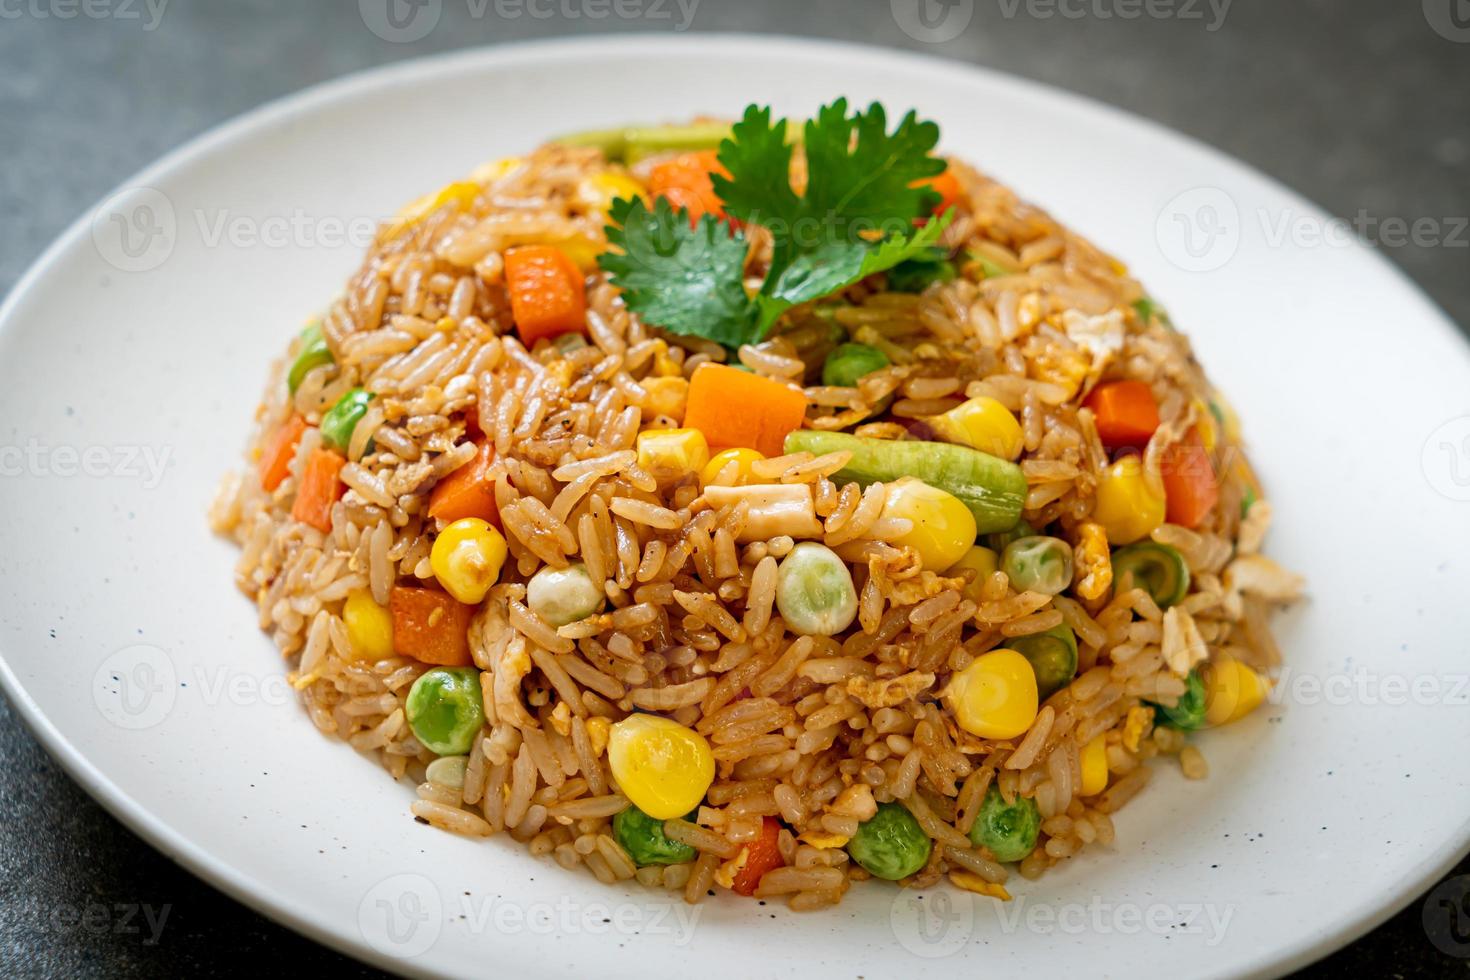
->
[1, 0, 1466, 976]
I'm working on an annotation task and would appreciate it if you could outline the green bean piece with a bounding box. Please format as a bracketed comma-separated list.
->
[821, 343, 890, 389]
[1153, 670, 1207, 731]
[287, 321, 333, 394]
[1001, 536, 1075, 595]
[846, 802, 932, 880]
[405, 667, 486, 756]
[783, 430, 1027, 534]
[775, 542, 858, 636]
[969, 786, 1040, 863]
[886, 247, 956, 293]
[320, 388, 375, 453]
[553, 123, 733, 164]
[1004, 624, 1079, 700]
[1111, 541, 1191, 610]
[613, 806, 698, 867]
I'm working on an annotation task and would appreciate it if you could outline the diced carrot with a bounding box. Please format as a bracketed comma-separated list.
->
[504, 245, 587, 347]
[1161, 427, 1219, 528]
[684, 364, 808, 458]
[730, 816, 785, 897]
[428, 440, 501, 527]
[258, 415, 308, 492]
[290, 447, 345, 533]
[648, 150, 728, 223]
[388, 585, 476, 667]
[1084, 380, 1161, 450]
[919, 169, 965, 217]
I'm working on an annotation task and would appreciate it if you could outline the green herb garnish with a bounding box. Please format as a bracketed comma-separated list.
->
[599, 98, 955, 349]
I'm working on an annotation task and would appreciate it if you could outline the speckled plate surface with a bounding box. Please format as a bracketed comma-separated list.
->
[2, 35, 1468, 980]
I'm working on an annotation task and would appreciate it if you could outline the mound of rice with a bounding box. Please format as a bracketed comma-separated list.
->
[210, 133, 1303, 911]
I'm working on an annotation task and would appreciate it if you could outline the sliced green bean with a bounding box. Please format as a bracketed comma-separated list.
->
[784, 430, 1026, 534]
[1004, 624, 1078, 700]
[1111, 541, 1190, 609]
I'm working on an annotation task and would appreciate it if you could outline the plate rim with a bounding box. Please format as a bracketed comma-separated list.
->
[1, 31, 1467, 979]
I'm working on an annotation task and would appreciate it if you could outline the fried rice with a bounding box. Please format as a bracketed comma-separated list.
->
[210, 115, 1304, 911]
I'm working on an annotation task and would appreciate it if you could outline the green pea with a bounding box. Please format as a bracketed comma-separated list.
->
[321, 387, 375, 453]
[526, 563, 604, 627]
[969, 786, 1040, 863]
[886, 248, 956, 293]
[287, 321, 334, 394]
[1111, 541, 1190, 610]
[846, 802, 932, 880]
[405, 667, 485, 756]
[821, 343, 891, 389]
[1004, 624, 1079, 700]
[775, 542, 858, 636]
[1152, 670, 1207, 731]
[1002, 536, 1075, 595]
[612, 805, 697, 867]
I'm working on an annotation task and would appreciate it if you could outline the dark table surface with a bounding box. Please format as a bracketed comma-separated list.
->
[1, 1, 1467, 976]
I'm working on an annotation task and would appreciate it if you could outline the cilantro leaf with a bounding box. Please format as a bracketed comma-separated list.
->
[598, 99, 952, 350]
[753, 209, 955, 336]
[599, 196, 757, 349]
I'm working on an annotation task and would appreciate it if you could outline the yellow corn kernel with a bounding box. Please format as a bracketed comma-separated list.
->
[1202, 655, 1269, 727]
[640, 376, 689, 423]
[429, 517, 507, 605]
[343, 590, 394, 661]
[929, 396, 1024, 460]
[882, 477, 978, 572]
[1092, 456, 1166, 545]
[948, 545, 999, 600]
[381, 180, 481, 241]
[636, 427, 710, 483]
[577, 171, 647, 212]
[469, 155, 523, 183]
[699, 448, 764, 488]
[1073, 522, 1113, 601]
[944, 649, 1039, 740]
[1079, 734, 1109, 796]
[607, 714, 715, 819]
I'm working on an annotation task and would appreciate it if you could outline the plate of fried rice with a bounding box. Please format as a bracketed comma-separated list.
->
[2, 35, 1469, 980]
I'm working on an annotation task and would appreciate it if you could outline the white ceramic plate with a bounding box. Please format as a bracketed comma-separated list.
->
[2, 35, 1468, 980]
